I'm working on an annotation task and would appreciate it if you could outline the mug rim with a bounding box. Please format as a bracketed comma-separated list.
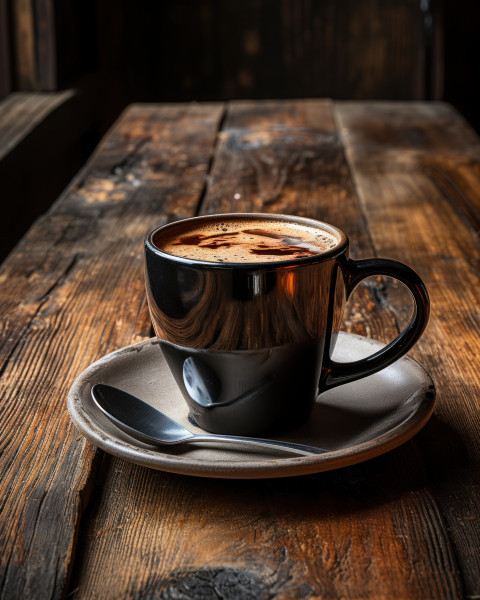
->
[145, 213, 349, 269]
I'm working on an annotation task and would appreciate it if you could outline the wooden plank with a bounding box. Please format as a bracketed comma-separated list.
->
[11, 0, 38, 89]
[54, 0, 98, 90]
[0, 88, 97, 262]
[255, 0, 426, 100]
[66, 101, 462, 599]
[428, 0, 445, 100]
[0, 91, 74, 160]
[10, 0, 57, 91]
[34, 0, 56, 90]
[0, 103, 224, 600]
[0, 0, 11, 98]
[97, 0, 436, 105]
[336, 100, 480, 598]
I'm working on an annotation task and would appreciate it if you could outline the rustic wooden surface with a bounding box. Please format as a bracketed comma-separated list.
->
[0, 88, 100, 261]
[96, 0, 443, 129]
[0, 91, 74, 159]
[8, 0, 56, 90]
[1, 100, 479, 599]
[0, 0, 11, 98]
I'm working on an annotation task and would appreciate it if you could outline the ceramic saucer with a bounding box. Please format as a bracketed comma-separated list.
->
[67, 332, 435, 479]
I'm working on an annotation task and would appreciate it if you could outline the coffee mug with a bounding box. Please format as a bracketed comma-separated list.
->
[144, 213, 429, 436]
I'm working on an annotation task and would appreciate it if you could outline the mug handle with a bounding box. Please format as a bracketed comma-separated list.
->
[322, 258, 430, 390]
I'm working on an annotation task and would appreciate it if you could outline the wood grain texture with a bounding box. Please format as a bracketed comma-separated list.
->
[66, 101, 463, 599]
[0, 87, 98, 261]
[0, 103, 224, 599]
[96, 0, 440, 113]
[0, 91, 74, 160]
[2, 99, 478, 599]
[0, 0, 11, 98]
[34, 0, 56, 90]
[69, 456, 460, 600]
[336, 100, 480, 598]
[11, 0, 38, 89]
[9, 0, 57, 90]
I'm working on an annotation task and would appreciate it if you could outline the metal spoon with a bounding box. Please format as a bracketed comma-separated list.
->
[91, 384, 325, 456]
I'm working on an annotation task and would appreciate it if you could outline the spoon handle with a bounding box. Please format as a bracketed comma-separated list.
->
[189, 434, 326, 456]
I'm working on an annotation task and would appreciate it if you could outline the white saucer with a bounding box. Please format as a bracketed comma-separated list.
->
[67, 332, 435, 479]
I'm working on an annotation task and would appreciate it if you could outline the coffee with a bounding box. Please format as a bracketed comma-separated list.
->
[154, 216, 339, 263]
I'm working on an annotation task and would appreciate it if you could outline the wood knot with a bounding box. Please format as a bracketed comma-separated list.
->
[140, 567, 267, 599]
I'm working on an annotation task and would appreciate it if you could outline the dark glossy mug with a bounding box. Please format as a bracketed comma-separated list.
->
[144, 213, 429, 436]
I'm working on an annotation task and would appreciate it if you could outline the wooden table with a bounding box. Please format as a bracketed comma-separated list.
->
[1, 100, 480, 599]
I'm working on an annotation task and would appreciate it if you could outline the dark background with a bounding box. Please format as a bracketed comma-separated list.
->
[0, 0, 479, 260]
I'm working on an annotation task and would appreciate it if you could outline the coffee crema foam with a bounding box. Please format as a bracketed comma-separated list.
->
[155, 218, 339, 263]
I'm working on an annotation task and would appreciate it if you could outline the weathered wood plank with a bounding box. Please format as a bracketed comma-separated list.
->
[11, 0, 38, 89]
[0, 88, 96, 261]
[336, 100, 480, 598]
[98, 0, 440, 104]
[9, 0, 57, 91]
[0, 103, 224, 600]
[0, 91, 74, 160]
[66, 100, 462, 599]
[0, 0, 11, 98]
[34, 0, 56, 90]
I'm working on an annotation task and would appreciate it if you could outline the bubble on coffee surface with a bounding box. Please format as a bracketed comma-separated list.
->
[156, 218, 339, 263]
